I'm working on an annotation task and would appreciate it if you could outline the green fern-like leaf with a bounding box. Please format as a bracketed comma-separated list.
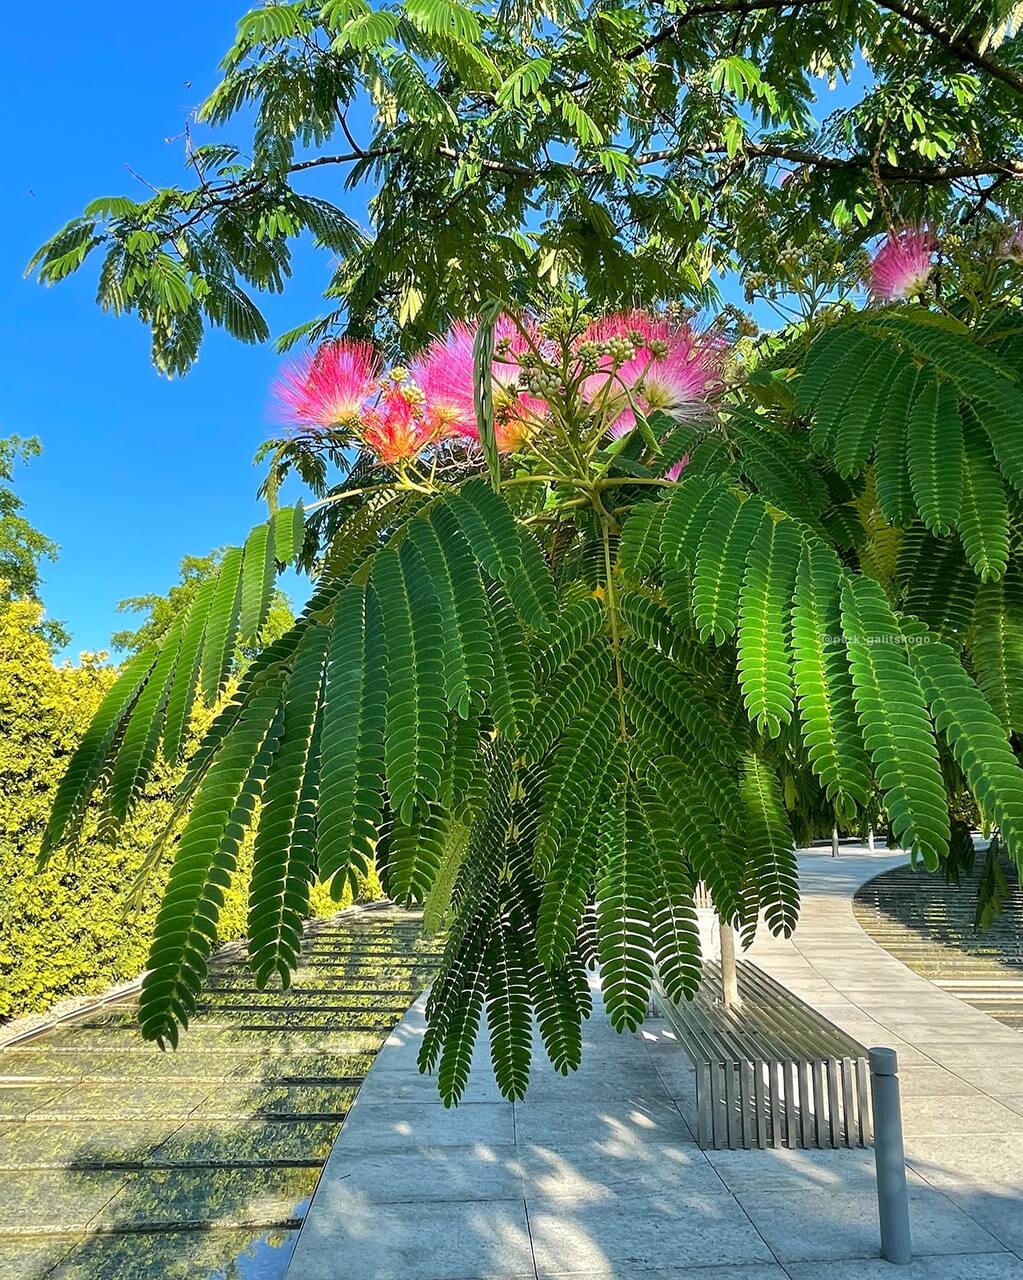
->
[239, 518, 276, 643]
[385, 801, 452, 906]
[536, 705, 622, 966]
[317, 586, 386, 890]
[445, 479, 523, 585]
[524, 640, 612, 765]
[107, 615, 185, 822]
[636, 777, 700, 1003]
[486, 584, 535, 738]
[739, 752, 799, 936]
[200, 545, 244, 705]
[595, 777, 655, 1031]
[163, 576, 217, 765]
[875, 363, 919, 527]
[373, 542, 447, 823]
[659, 478, 730, 573]
[840, 575, 950, 867]
[737, 515, 801, 736]
[505, 527, 557, 632]
[247, 624, 328, 989]
[832, 345, 906, 479]
[906, 624, 1023, 862]
[906, 371, 964, 537]
[971, 570, 1023, 734]
[692, 491, 765, 643]
[38, 646, 159, 862]
[959, 408, 1010, 581]
[138, 677, 284, 1045]
[790, 543, 871, 815]
[618, 501, 664, 582]
[485, 916, 534, 1099]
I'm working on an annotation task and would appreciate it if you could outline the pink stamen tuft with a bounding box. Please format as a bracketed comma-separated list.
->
[272, 339, 380, 430]
[580, 312, 722, 436]
[868, 229, 934, 302]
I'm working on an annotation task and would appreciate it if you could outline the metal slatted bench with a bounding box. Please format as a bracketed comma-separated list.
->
[655, 959, 873, 1151]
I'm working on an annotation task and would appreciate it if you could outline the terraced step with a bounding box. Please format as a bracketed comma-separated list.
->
[853, 861, 1023, 1032]
[0, 903, 443, 1280]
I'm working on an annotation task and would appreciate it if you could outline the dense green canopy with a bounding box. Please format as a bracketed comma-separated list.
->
[30, 0, 1023, 372]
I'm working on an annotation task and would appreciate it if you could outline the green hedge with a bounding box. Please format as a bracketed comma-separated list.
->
[0, 599, 377, 1021]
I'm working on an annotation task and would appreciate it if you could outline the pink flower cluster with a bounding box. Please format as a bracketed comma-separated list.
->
[270, 311, 721, 469]
[578, 311, 722, 438]
[272, 323, 541, 465]
[868, 228, 934, 301]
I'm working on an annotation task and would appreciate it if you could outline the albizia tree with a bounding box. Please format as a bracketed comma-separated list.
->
[30, 0, 1023, 1099]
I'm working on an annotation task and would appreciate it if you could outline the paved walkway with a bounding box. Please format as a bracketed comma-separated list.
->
[286, 849, 1023, 1280]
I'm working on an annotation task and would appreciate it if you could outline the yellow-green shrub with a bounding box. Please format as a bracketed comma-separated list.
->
[0, 599, 377, 1021]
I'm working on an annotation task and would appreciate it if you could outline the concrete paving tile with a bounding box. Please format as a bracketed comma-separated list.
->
[287, 1197, 535, 1279]
[936, 1187, 1023, 1252]
[906, 1133, 1023, 1190]
[526, 1189, 774, 1273]
[894, 1067, 979, 1097]
[539, 1268, 787, 1280]
[901, 1095, 1023, 1136]
[516, 1139, 724, 1200]
[356, 1065, 506, 1104]
[313, 1143, 525, 1204]
[785, 1255, 1023, 1280]
[954, 1068, 1023, 1097]
[338, 1098, 515, 1152]
[735, 1185, 1001, 1263]
[513, 1097, 692, 1152]
[705, 1146, 906, 1194]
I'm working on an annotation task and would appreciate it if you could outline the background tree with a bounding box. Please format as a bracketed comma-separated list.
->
[0, 436, 67, 648]
[113, 549, 295, 655]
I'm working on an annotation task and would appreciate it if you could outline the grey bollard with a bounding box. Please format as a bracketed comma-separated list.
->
[869, 1047, 912, 1264]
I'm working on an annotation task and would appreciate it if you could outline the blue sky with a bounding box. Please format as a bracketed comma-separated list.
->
[4, 3, 357, 658]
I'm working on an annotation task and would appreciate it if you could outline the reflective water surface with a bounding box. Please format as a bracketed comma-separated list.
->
[0, 906, 442, 1279]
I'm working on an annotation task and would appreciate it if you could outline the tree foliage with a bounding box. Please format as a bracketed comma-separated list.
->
[0, 437, 66, 648]
[0, 597, 374, 1021]
[37, 290, 1023, 1098]
[27, 0, 1023, 373]
[29, 0, 1023, 1099]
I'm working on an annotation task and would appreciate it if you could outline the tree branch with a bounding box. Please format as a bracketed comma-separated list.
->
[630, 0, 1023, 98]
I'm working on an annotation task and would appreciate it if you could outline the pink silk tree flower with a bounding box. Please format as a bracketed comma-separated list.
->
[410, 318, 544, 450]
[361, 386, 436, 466]
[868, 229, 934, 301]
[272, 339, 380, 430]
[409, 324, 478, 440]
[581, 312, 722, 438]
[664, 454, 690, 482]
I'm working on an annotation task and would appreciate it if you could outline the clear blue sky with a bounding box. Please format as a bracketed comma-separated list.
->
[5, 3, 360, 658]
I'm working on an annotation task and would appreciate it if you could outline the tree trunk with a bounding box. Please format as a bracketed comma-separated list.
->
[719, 918, 741, 1011]
[831, 825, 840, 859]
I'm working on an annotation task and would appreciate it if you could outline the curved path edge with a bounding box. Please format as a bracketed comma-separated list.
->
[288, 848, 1023, 1280]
